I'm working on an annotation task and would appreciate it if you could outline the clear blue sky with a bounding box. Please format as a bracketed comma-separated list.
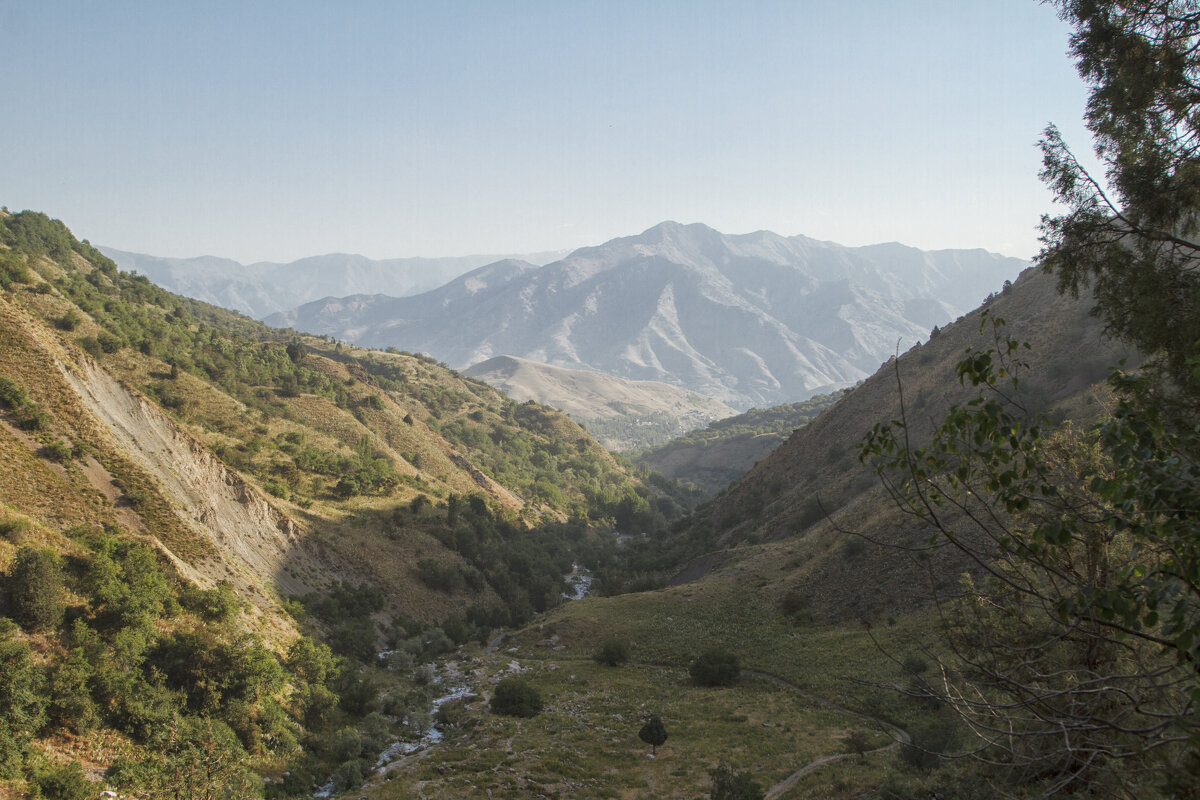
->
[2, 1, 1095, 263]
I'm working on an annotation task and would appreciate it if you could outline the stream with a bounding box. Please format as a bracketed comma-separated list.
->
[315, 563, 592, 796]
[562, 562, 592, 600]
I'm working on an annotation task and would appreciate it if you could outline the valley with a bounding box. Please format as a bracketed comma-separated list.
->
[0, 145, 1193, 800]
[7, 2, 1199, 799]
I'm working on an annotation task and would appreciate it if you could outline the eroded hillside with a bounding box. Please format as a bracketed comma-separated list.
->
[0, 211, 670, 633]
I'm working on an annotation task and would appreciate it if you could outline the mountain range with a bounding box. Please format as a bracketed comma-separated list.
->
[266, 222, 1026, 409]
[98, 247, 570, 319]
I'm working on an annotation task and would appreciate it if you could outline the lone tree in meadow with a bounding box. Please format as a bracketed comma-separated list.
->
[638, 715, 668, 755]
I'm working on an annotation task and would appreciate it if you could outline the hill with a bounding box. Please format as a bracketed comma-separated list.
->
[462, 355, 737, 451]
[266, 222, 1026, 409]
[99, 247, 570, 319]
[662, 264, 1134, 623]
[633, 391, 843, 495]
[0, 210, 673, 797]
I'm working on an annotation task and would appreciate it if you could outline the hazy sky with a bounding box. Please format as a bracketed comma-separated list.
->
[3, 1, 1096, 263]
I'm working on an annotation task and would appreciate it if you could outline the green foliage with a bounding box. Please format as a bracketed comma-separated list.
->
[84, 538, 172, 628]
[47, 648, 99, 734]
[293, 582, 383, 663]
[0, 250, 32, 289]
[657, 392, 842, 450]
[3, 546, 66, 631]
[1039, 1, 1200, 402]
[690, 647, 740, 687]
[0, 632, 46, 737]
[0, 376, 50, 432]
[862, 319, 1200, 791]
[843, 729, 871, 761]
[54, 310, 82, 331]
[708, 761, 764, 800]
[0, 211, 76, 261]
[0, 516, 32, 543]
[106, 716, 261, 800]
[0, 375, 27, 409]
[331, 758, 369, 792]
[490, 676, 542, 718]
[897, 722, 957, 773]
[593, 637, 631, 666]
[0, 720, 25, 780]
[177, 581, 240, 623]
[31, 759, 95, 800]
[638, 714, 668, 754]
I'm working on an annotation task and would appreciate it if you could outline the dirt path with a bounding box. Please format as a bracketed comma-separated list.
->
[738, 670, 910, 799]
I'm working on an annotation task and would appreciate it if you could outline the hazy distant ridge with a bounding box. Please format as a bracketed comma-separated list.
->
[98, 247, 570, 319]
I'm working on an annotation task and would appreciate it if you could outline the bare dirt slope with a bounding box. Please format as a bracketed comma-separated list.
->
[62, 356, 326, 610]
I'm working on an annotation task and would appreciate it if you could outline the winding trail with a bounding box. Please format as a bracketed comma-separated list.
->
[739, 670, 911, 799]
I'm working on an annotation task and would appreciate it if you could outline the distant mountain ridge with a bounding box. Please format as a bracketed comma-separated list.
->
[98, 247, 570, 319]
[268, 222, 1026, 409]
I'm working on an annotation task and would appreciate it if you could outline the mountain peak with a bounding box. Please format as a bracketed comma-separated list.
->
[636, 220, 718, 242]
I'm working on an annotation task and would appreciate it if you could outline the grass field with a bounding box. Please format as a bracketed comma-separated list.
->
[367, 563, 941, 799]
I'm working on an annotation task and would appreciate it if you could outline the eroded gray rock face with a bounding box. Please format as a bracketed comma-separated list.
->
[266, 222, 1025, 409]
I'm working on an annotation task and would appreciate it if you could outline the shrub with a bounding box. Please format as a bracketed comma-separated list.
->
[4, 546, 66, 631]
[0, 633, 47, 746]
[77, 336, 102, 359]
[43, 440, 73, 462]
[0, 377, 26, 409]
[490, 676, 542, 718]
[33, 759, 94, 800]
[593, 638, 631, 666]
[898, 721, 958, 772]
[709, 762, 764, 800]
[263, 480, 289, 499]
[0, 517, 32, 542]
[54, 310, 81, 331]
[689, 647, 740, 687]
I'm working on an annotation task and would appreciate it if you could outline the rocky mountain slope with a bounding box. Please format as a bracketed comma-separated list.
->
[99, 247, 569, 319]
[463, 355, 737, 451]
[267, 222, 1026, 409]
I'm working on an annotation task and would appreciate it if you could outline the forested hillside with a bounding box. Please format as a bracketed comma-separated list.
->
[0, 210, 682, 798]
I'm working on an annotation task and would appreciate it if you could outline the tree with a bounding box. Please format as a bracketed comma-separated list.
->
[843, 729, 871, 763]
[638, 715, 667, 755]
[106, 716, 260, 800]
[708, 762, 764, 800]
[856, 2, 1200, 794]
[862, 321, 1200, 793]
[490, 676, 542, 718]
[1039, 1, 1200, 404]
[4, 546, 66, 631]
[593, 637, 631, 667]
[689, 647, 740, 686]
